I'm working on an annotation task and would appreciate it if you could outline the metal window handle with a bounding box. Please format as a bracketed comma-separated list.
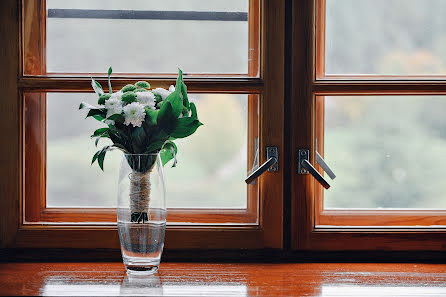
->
[300, 159, 331, 189]
[316, 151, 336, 180]
[298, 149, 331, 189]
[245, 146, 278, 184]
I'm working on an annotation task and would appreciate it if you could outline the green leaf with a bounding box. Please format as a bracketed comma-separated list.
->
[79, 102, 99, 110]
[91, 127, 109, 137]
[160, 140, 178, 167]
[112, 143, 129, 153]
[164, 90, 183, 118]
[92, 128, 109, 147]
[95, 133, 107, 146]
[170, 118, 203, 138]
[92, 114, 105, 122]
[157, 101, 177, 132]
[144, 108, 158, 126]
[175, 69, 190, 109]
[181, 80, 190, 109]
[154, 94, 163, 104]
[190, 102, 198, 119]
[93, 145, 114, 171]
[107, 67, 113, 94]
[145, 140, 165, 153]
[108, 129, 126, 148]
[132, 127, 146, 148]
[106, 113, 125, 123]
[98, 94, 111, 105]
[91, 79, 104, 96]
[86, 108, 106, 119]
[91, 151, 101, 165]
[98, 151, 106, 171]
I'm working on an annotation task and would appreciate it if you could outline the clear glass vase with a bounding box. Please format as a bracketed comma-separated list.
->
[117, 153, 166, 275]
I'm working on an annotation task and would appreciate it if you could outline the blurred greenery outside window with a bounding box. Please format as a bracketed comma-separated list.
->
[322, 0, 446, 209]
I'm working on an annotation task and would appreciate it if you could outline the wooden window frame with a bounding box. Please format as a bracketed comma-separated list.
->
[0, 0, 285, 250]
[291, 0, 446, 252]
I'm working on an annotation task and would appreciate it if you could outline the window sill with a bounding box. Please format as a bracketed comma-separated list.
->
[0, 261, 445, 296]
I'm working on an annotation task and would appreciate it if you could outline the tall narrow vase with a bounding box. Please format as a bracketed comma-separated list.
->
[117, 153, 166, 275]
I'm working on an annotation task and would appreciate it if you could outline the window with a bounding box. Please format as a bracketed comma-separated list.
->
[5, 0, 443, 254]
[290, 0, 446, 251]
[0, 0, 285, 249]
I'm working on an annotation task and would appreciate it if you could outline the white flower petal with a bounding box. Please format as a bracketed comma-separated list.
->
[123, 102, 146, 127]
[169, 85, 176, 93]
[104, 96, 123, 117]
[153, 88, 172, 100]
[136, 91, 156, 109]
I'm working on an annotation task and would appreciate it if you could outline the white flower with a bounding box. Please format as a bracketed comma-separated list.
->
[105, 119, 115, 125]
[136, 91, 156, 109]
[110, 91, 123, 99]
[153, 85, 175, 100]
[123, 102, 146, 127]
[104, 95, 123, 118]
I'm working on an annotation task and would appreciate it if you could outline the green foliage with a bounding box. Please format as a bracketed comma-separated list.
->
[107, 67, 113, 94]
[135, 81, 150, 89]
[154, 93, 163, 104]
[157, 101, 177, 132]
[121, 92, 137, 104]
[97, 94, 111, 105]
[176, 68, 190, 109]
[160, 140, 178, 167]
[82, 68, 202, 172]
[122, 84, 137, 93]
[164, 90, 183, 118]
[106, 113, 124, 123]
[144, 108, 158, 126]
[92, 145, 114, 171]
[131, 127, 146, 153]
[91, 127, 109, 137]
[91, 79, 104, 96]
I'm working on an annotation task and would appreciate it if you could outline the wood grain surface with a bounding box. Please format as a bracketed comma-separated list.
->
[1, 262, 446, 296]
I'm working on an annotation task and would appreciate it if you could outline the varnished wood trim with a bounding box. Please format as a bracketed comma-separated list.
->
[261, 0, 285, 249]
[307, 230, 446, 251]
[290, 0, 316, 250]
[248, 0, 260, 77]
[23, 93, 46, 223]
[313, 80, 446, 95]
[318, 210, 446, 227]
[22, 0, 46, 75]
[15, 226, 264, 249]
[18, 77, 264, 93]
[0, 0, 20, 248]
[37, 208, 258, 224]
[315, 0, 325, 78]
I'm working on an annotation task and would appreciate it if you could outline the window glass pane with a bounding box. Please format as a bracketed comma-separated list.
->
[323, 95, 446, 209]
[325, 0, 446, 75]
[46, 0, 255, 74]
[46, 92, 254, 208]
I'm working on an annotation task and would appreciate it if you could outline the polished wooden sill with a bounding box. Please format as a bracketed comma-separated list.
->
[1, 262, 446, 296]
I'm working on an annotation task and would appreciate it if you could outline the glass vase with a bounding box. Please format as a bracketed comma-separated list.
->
[117, 153, 166, 275]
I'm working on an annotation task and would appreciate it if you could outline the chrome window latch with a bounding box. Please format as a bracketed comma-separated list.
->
[245, 146, 278, 184]
[298, 149, 336, 189]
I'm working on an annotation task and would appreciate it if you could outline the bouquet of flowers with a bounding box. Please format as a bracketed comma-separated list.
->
[79, 67, 202, 222]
